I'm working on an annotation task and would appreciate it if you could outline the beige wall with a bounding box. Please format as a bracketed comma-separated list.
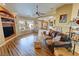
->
[71, 4, 79, 20]
[55, 4, 73, 33]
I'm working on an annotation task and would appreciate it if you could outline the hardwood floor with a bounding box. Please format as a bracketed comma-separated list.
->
[0, 33, 54, 56]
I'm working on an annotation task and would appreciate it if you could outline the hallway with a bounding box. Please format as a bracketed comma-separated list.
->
[0, 33, 53, 56]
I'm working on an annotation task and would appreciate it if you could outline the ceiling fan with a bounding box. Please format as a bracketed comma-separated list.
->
[35, 4, 46, 17]
[35, 5, 40, 16]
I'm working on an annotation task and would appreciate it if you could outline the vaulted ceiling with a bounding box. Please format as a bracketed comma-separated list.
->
[5, 3, 64, 17]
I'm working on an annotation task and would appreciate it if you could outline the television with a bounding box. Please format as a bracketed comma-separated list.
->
[3, 26, 14, 37]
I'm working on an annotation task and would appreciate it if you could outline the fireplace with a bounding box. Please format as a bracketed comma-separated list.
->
[1, 17, 15, 38]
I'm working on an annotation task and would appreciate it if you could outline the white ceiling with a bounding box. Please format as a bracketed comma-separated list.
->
[5, 3, 64, 17]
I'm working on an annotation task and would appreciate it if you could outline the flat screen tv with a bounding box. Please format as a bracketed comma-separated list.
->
[3, 26, 14, 37]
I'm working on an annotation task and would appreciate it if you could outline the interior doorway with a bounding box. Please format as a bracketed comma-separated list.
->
[27, 20, 34, 31]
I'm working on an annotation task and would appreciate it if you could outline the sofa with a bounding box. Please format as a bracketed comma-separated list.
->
[44, 31, 72, 52]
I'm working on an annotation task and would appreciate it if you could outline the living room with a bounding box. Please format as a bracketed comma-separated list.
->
[0, 3, 79, 56]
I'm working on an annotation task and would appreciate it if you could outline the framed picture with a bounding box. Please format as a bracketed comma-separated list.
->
[59, 14, 67, 23]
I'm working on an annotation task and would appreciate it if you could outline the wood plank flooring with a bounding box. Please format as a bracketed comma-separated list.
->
[0, 33, 54, 56]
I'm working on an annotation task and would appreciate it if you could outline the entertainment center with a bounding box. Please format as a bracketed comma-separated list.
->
[0, 5, 15, 43]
